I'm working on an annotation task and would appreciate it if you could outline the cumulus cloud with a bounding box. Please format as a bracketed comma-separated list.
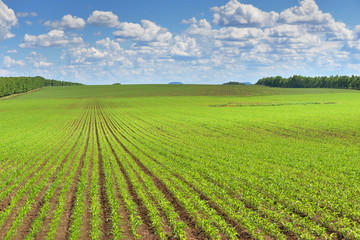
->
[0, 0, 17, 40]
[324, 21, 353, 41]
[113, 22, 144, 38]
[16, 12, 38, 18]
[87, 11, 119, 27]
[170, 35, 201, 57]
[26, 51, 53, 68]
[211, 0, 279, 27]
[96, 37, 122, 52]
[276, 0, 353, 41]
[62, 38, 131, 68]
[215, 27, 264, 41]
[113, 20, 172, 43]
[211, 0, 354, 42]
[63, 47, 108, 64]
[3, 56, 25, 68]
[19, 30, 83, 48]
[279, 0, 331, 25]
[44, 14, 86, 30]
[184, 18, 213, 36]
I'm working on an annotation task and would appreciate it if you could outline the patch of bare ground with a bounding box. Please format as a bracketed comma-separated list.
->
[31, 114, 88, 239]
[98, 110, 206, 240]
[80, 123, 95, 239]
[95, 118, 114, 239]
[127, 162, 173, 238]
[0, 115, 82, 215]
[97, 114, 134, 239]
[107, 159, 135, 240]
[101, 113, 257, 239]
[62, 118, 92, 239]
[0, 114, 87, 239]
[97, 117, 157, 240]
[101, 104, 330, 240]
[53, 126, 89, 239]
[109, 171, 135, 240]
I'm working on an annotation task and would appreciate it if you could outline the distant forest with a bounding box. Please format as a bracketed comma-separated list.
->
[0, 76, 82, 98]
[256, 75, 360, 90]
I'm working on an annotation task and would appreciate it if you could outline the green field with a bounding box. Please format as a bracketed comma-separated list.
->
[0, 85, 360, 240]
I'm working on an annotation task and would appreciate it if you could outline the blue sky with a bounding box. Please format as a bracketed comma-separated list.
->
[1, 0, 360, 84]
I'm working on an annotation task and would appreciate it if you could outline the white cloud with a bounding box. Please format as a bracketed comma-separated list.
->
[87, 10, 119, 27]
[62, 38, 130, 68]
[113, 22, 144, 38]
[113, 20, 172, 43]
[266, 24, 303, 38]
[324, 21, 353, 41]
[63, 47, 108, 64]
[34, 61, 53, 68]
[96, 37, 122, 51]
[277, 0, 353, 41]
[0, 0, 17, 40]
[6, 49, 17, 53]
[26, 51, 53, 68]
[215, 27, 264, 41]
[355, 25, 360, 39]
[3, 56, 25, 68]
[211, 0, 279, 27]
[279, 0, 332, 25]
[19, 30, 83, 48]
[185, 18, 213, 36]
[170, 35, 201, 57]
[25, 20, 32, 25]
[16, 12, 38, 18]
[44, 14, 86, 30]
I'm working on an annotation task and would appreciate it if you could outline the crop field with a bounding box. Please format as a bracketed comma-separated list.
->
[0, 85, 360, 240]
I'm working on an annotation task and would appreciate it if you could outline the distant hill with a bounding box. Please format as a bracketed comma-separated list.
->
[168, 82, 183, 84]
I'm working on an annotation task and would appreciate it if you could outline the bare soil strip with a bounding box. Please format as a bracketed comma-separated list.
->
[0, 110, 88, 239]
[97, 113, 157, 240]
[100, 110, 261, 239]
[99, 109, 206, 239]
[127, 163, 173, 238]
[0, 113, 83, 211]
[81, 116, 95, 239]
[29, 112, 88, 239]
[64, 116, 92, 239]
[109, 112, 323, 239]
[95, 117, 114, 239]
[53, 110, 91, 239]
[108, 164, 134, 240]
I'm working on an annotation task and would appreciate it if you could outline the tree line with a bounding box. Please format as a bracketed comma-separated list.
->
[256, 75, 360, 89]
[0, 76, 83, 98]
